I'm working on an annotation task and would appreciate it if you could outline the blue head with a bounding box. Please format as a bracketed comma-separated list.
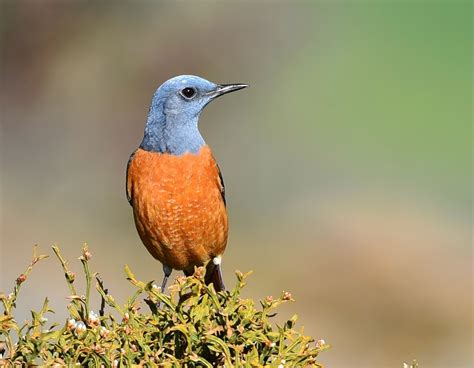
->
[140, 75, 248, 155]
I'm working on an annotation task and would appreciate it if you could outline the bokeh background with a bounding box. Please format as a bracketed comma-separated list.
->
[0, 1, 472, 367]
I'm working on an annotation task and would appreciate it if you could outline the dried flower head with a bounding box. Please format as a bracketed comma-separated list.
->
[16, 274, 27, 284]
[193, 266, 205, 278]
[79, 245, 92, 261]
[315, 339, 326, 348]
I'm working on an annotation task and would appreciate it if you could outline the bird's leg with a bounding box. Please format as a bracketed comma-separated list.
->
[161, 264, 172, 292]
[155, 264, 172, 309]
[213, 256, 226, 291]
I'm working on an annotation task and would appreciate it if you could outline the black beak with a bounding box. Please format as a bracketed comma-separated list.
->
[207, 83, 249, 99]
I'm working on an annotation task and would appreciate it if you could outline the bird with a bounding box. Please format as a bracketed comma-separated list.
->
[126, 75, 248, 293]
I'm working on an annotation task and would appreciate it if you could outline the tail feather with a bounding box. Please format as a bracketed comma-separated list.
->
[205, 262, 225, 292]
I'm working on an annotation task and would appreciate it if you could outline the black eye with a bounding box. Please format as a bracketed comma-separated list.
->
[180, 87, 196, 99]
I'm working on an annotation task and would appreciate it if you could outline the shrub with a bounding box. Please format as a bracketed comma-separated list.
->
[0, 245, 328, 367]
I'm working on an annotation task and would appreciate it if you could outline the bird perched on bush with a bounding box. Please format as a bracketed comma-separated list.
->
[126, 75, 247, 292]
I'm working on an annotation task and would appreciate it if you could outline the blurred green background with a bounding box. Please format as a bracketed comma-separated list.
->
[0, 1, 472, 367]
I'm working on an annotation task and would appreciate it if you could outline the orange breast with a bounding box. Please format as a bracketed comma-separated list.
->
[127, 145, 228, 271]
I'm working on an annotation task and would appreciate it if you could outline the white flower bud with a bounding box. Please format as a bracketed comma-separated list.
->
[88, 310, 100, 326]
[75, 321, 86, 334]
[100, 326, 110, 338]
[67, 318, 77, 330]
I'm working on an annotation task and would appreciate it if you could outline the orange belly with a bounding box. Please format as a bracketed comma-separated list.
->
[127, 145, 228, 271]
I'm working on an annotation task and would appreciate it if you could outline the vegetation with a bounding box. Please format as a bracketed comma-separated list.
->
[0, 246, 328, 367]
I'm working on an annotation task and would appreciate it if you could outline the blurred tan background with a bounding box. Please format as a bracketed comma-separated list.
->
[0, 1, 472, 367]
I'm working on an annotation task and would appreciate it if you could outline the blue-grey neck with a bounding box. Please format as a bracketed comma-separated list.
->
[140, 97, 205, 155]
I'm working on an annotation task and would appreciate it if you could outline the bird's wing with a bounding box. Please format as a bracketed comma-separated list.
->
[126, 150, 137, 205]
[216, 163, 226, 207]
